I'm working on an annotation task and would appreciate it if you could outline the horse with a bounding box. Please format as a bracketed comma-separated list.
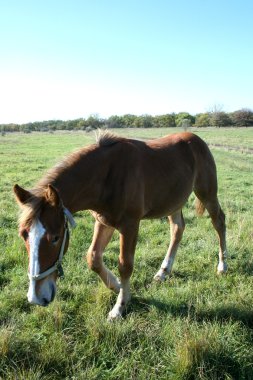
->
[13, 131, 228, 320]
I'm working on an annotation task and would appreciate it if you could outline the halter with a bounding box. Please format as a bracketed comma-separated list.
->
[29, 207, 76, 281]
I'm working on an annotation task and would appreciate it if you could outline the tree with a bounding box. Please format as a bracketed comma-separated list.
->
[231, 109, 253, 127]
[153, 114, 176, 128]
[175, 112, 195, 127]
[106, 115, 123, 128]
[194, 113, 210, 128]
[133, 115, 153, 128]
[75, 119, 86, 130]
[208, 104, 231, 127]
[85, 115, 104, 130]
[121, 114, 137, 127]
[210, 112, 232, 127]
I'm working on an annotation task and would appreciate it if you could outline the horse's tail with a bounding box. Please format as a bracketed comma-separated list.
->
[195, 197, 205, 216]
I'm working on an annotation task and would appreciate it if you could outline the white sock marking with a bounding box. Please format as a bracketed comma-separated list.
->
[161, 257, 174, 272]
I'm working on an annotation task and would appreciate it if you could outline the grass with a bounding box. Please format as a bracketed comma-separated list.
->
[0, 127, 253, 379]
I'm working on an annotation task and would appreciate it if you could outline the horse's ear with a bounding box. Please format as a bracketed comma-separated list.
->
[45, 184, 62, 207]
[13, 184, 33, 205]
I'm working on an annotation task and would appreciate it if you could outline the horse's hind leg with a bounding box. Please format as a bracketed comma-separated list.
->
[87, 221, 121, 293]
[154, 210, 185, 281]
[204, 198, 228, 274]
[196, 194, 228, 274]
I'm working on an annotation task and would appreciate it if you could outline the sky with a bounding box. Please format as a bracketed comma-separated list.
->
[0, 0, 252, 124]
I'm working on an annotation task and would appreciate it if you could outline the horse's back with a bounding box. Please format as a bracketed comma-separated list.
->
[144, 132, 208, 172]
[147, 131, 218, 202]
[146, 132, 216, 176]
[139, 132, 218, 217]
[146, 132, 207, 152]
[137, 133, 196, 217]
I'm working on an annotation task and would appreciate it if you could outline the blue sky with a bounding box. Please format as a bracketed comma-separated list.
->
[0, 0, 252, 123]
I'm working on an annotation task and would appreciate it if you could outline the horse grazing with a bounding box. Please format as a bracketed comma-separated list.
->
[14, 131, 227, 320]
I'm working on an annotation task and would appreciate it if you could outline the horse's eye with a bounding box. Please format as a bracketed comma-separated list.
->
[21, 229, 29, 241]
[52, 236, 60, 245]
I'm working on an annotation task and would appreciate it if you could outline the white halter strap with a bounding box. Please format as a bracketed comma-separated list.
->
[29, 207, 76, 281]
[63, 206, 76, 228]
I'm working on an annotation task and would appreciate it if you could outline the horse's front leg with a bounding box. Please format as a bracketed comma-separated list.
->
[86, 220, 120, 293]
[154, 210, 185, 281]
[108, 219, 139, 320]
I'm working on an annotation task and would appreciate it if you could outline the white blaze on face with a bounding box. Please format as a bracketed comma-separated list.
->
[27, 219, 45, 304]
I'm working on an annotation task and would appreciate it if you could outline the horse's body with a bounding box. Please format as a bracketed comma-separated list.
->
[14, 132, 227, 319]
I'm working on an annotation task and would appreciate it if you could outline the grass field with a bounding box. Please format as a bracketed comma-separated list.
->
[0, 128, 253, 379]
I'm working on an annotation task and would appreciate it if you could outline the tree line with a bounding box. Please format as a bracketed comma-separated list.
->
[1, 108, 253, 133]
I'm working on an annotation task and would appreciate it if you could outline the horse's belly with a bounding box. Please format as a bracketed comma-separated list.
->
[143, 202, 186, 219]
[143, 185, 192, 219]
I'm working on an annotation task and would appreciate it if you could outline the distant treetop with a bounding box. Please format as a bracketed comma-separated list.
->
[1, 109, 253, 132]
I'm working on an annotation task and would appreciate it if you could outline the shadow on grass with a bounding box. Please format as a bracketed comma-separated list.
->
[172, 346, 243, 380]
[129, 296, 253, 330]
[234, 248, 253, 276]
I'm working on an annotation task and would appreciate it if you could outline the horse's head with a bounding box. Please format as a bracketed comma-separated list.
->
[13, 184, 75, 306]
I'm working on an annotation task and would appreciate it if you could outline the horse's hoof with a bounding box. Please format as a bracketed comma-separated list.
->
[153, 269, 167, 282]
[107, 309, 123, 322]
[217, 262, 228, 274]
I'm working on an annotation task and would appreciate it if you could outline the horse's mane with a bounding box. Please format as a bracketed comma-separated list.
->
[18, 130, 122, 229]
[96, 129, 123, 147]
[37, 130, 121, 188]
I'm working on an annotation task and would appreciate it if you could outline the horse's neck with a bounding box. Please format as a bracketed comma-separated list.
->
[50, 150, 105, 213]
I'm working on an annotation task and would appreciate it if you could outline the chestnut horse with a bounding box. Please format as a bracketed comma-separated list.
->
[14, 131, 227, 320]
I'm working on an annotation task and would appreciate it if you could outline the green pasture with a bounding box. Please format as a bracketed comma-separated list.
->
[0, 128, 253, 379]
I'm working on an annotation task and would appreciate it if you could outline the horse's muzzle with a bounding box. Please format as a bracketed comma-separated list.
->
[27, 281, 56, 306]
